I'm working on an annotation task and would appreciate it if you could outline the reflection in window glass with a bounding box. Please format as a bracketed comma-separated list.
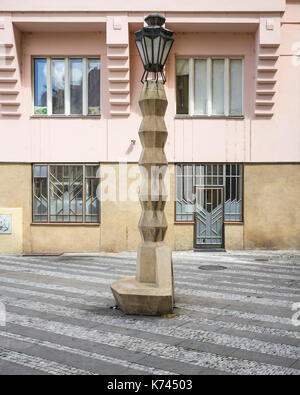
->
[194, 59, 207, 115]
[33, 164, 100, 223]
[88, 59, 100, 115]
[176, 59, 189, 114]
[34, 59, 47, 115]
[230, 59, 243, 116]
[52, 59, 65, 114]
[212, 59, 225, 115]
[70, 59, 83, 115]
[176, 164, 243, 222]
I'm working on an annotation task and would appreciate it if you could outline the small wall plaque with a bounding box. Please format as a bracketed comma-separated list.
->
[0, 214, 12, 234]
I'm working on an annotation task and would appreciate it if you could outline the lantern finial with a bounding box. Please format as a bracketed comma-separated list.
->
[135, 13, 174, 84]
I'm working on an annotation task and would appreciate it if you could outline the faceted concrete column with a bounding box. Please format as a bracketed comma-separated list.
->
[111, 81, 174, 315]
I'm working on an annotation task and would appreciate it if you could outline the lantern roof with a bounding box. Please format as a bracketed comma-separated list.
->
[134, 13, 174, 84]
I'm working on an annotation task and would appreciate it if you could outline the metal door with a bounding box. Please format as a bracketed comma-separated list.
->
[194, 187, 224, 249]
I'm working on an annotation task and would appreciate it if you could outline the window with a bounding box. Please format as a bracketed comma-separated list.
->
[33, 57, 100, 116]
[176, 164, 243, 222]
[176, 57, 243, 117]
[33, 164, 100, 223]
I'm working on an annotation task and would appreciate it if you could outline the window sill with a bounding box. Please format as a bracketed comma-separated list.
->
[175, 115, 244, 120]
[174, 221, 194, 225]
[174, 221, 244, 225]
[31, 115, 101, 119]
[31, 222, 100, 226]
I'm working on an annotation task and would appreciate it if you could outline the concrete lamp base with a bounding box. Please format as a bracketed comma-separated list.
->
[111, 244, 174, 315]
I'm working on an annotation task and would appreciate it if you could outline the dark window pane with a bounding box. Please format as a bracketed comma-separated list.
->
[70, 59, 83, 115]
[52, 59, 65, 114]
[231, 176, 236, 200]
[226, 177, 230, 201]
[34, 59, 47, 115]
[176, 59, 189, 114]
[88, 59, 100, 115]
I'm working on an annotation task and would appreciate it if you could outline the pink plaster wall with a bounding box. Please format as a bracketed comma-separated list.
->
[0, 0, 299, 164]
[0, 1, 286, 13]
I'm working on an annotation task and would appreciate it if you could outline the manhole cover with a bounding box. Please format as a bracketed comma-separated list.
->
[198, 265, 227, 271]
[254, 258, 269, 262]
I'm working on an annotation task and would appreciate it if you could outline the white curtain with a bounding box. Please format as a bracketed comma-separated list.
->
[176, 59, 189, 76]
[194, 59, 207, 115]
[212, 59, 225, 115]
[230, 59, 243, 115]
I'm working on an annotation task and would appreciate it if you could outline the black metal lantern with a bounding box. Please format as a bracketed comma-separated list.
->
[135, 13, 174, 84]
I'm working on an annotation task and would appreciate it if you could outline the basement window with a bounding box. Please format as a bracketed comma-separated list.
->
[33, 57, 100, 116]
[32, 164, 100, 223]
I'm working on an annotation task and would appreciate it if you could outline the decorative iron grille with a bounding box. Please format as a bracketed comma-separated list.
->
[176, 164, 243, 222]
[33, 164, 100, 223]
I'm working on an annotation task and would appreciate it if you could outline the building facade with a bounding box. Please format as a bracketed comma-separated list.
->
[0, 0, 299, 254]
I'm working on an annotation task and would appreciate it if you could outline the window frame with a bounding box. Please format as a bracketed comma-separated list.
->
[32, 163, 101, 225]
[31, 56, 101, 117]
[174, 163, 244, 224]
[175, 56, 244, 118]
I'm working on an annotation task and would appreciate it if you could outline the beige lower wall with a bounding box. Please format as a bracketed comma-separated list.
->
[29, 225, 100, 253]
[0, 162, 299, 253]
[173, 224, 194, 250]
[244, 163, 300, 250]
[225, 223, 244, 250]
[0, 164, 31, 254]
[0, 163, 100, 254]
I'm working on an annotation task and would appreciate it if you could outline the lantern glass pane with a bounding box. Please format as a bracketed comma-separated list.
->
[158, 37, 165, 65]
[153, 37, 160, 64]
[136, 41, 146, 66]
[161, 40, 172, 66]
[141, 39, 149, 65]
[145, 37, 153, 64]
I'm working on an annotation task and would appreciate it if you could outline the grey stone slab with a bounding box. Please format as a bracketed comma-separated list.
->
[229, 348, 296, 368]
[178, 339, 237, 357]
[0, 333, 35, 353]
[2, 323, 154, 364]
[21, 344, 128, 375]
[289, 360, 300, 370]
[0, 359, 49, 375]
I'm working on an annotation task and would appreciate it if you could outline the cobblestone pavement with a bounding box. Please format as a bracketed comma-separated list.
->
[0, 250, 299, 375]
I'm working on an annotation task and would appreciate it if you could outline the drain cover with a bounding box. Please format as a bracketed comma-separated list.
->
[254, 258, 269, 262]
[198, 265, 227, 271]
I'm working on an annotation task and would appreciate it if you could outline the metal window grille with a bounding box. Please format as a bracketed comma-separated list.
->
[176, 164, 243, 222]
[33, 164, 100, 223]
